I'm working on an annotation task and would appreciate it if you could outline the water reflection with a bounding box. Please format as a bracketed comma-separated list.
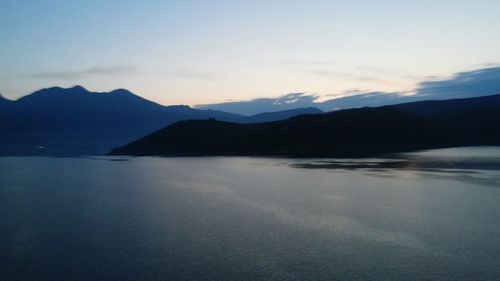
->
[290, 147, 500, 187]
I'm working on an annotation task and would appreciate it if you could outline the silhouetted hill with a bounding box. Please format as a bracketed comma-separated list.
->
[0, 86, 323, 155]
[395, 93, 500, 116]
[110, 93, 500, 157]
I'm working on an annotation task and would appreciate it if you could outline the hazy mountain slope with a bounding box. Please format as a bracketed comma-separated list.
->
[241, 107, 323, 123]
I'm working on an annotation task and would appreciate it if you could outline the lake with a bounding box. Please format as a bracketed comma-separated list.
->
[1, 147, 500, 280]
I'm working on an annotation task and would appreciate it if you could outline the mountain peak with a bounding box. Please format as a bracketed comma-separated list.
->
[109, 88, 134, 95]
[31, 85, 90, 96]
[69, 85, 88, 92]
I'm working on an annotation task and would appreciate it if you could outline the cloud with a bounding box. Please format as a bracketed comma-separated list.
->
[277, 60, 390, 82]
[197, 65, 500, 115]
[355, 65, 421, 81]
[198, 93, 320, 116]
[319, 91, 411, 111]
[197, 90, 411, 114]
[276, 59, 335, 66]
[31, 65, 137, 80]
[31, 66, 218, 81]
[168, 69, 217, 81]
[309, 70, 378, 81]
[478, 62, 500, 68]
[272, 93, 319, 105]
[415, 66, 500, 99]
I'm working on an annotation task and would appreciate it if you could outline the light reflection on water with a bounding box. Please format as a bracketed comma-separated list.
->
[1, 147, 500, 281]
[289, 146, 500, 187]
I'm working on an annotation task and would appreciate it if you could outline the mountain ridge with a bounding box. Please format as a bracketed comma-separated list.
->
[0, 86, 322, 155]
[110, 93, 500, 157]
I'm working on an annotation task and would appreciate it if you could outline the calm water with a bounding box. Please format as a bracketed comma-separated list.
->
[1, 147, 500, 281]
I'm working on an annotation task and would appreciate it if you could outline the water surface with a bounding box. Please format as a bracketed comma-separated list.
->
[1, 147, 500, 280]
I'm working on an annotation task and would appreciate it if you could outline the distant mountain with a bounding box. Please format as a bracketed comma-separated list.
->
[239, 107, 322, 123]
[110, 93, 500, 157]
[0, 86, 321, 155]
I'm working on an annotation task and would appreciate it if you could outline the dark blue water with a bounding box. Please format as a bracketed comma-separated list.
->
[1, 147, 500, 280]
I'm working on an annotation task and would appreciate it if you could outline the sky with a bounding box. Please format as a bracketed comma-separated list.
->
[1, 0, 500, 106]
